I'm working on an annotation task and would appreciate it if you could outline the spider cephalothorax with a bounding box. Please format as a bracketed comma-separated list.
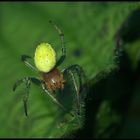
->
[42, 68, 65, 91]
[13, 20, 86, 117]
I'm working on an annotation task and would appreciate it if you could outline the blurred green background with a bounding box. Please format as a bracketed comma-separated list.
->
[0, 2, 140, 138]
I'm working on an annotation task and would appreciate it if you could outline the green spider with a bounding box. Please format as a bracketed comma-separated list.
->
[13, 20, 86, 117]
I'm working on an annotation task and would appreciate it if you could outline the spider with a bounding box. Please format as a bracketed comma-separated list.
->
[13, 20, 87, 117]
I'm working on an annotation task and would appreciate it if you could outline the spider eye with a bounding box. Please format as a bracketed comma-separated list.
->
[34, 43, 56, 72]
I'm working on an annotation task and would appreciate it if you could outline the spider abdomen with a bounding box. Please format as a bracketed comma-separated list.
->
[34, 43, 56, 73]
[42, 68, 65, 91]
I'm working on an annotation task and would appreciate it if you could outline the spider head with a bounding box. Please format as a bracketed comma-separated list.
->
[34, 43, 56, 73]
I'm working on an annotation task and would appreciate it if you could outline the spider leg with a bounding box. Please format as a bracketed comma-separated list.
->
[13, 77, 42, 117]
[21, 55, 38, 72]
[49, 20, 66, 67]
[62, 64, 87, 115]
[69, 70, 81, 114]
[41, 82, 66, 112]
[23, 78, 31, 117]
[63, 64, 87, 92]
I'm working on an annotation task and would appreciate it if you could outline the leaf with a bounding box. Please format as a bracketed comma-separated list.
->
[0, 2, 139, 138]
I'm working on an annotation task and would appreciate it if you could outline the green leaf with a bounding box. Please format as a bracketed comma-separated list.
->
[0, 2, 139, 138]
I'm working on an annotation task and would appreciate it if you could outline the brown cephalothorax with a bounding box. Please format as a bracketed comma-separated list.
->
[42, 68, 65, 91]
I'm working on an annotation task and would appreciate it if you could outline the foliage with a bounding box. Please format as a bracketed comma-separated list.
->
[0, 2, 139, 138]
